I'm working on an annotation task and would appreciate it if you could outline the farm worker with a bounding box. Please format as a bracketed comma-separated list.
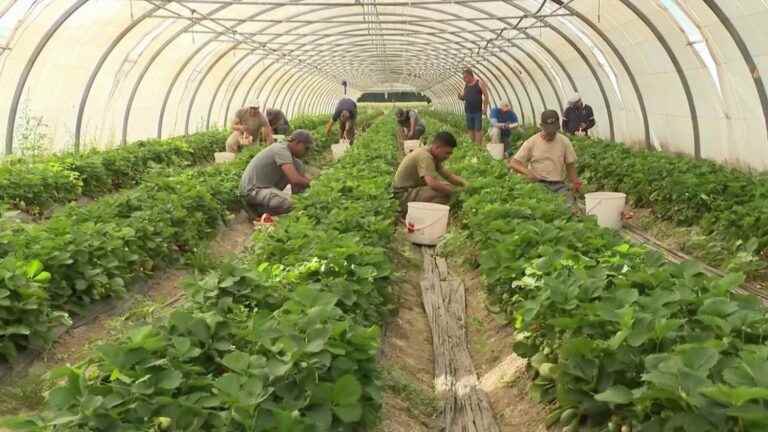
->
[226, 104, 273, 153]
[562, 93, 595, 136]
[325, 97, 358, 143]
[489, 102, 519, 151]
[240, 130, 313, 216]
[395, 108, 426, 141]
[457, 68, 490, 145]
[508, 110, 582, 204]
[266, 108, 290, 135]
[393, 131, 468, 210]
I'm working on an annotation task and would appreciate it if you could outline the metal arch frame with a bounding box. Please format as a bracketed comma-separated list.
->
[240, 60, 286, 109]
[701, 0, 768, 144]
[8, 0, 730, 155]
[74, 6, 161, 150]
[284, 74, 333, 119]
[177, 5, 563, 133]
[509, 43, 564, 112]
[213, 19, 522, 121]
[618, 0, 700, 157]
[7, 0, 586, 151]
[267, 67, 308, 117]
[3, 0, 541, 151]
[485, 1, 614, 140]
[409, 5, 551, 114]
[204, 49, 260, 129]
[273, 9, 550, 115]
[121, 2, 234, 145]
[553, 3, 651, 149]
[6, 0, 90, 153]
[164, 2, 331, 137]
[213, 18, 535, 122]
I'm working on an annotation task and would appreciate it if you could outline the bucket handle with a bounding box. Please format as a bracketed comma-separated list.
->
[406, 214, 448, 233]
[585, 198, 603, 215]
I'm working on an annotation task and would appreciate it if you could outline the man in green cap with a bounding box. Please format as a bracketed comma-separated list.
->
[508, 110, 582, 204]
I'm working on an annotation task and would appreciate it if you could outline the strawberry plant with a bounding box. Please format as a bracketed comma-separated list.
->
[0, 130, 227, 216]
[428, 112, 768, 432]
[3, 115, 401, 430]
[574, 137, 768, 254]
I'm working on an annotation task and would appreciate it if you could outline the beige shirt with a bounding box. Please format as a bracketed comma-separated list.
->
[234, 108, 267, 137]
[393, 147, 451, 191]
[513, 133, 577, 182]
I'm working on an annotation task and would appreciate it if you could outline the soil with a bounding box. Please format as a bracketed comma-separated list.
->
[462, 269, 551, 432]
[377, 235, 438, 432]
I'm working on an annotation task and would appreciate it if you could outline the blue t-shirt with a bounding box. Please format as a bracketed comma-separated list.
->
[490, 107, 518, 127]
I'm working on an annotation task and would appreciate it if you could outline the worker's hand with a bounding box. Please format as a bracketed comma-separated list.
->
[572, 179, 583, 192]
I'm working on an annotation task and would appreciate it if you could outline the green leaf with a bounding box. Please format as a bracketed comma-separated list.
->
[333, 375, 363, 406]
[307, 405, 333, 430]
[305, 326, 332, 353]
[47, 386, 78, 410]
[156, 369, 183, 390]
[332, 403, 363, 423]
[24, 260, 43, 279]
[701, 385, 768, 406]
[222, 351, 250, 373]
[594, 385, 634, 405]
[214, 373, 242, 397]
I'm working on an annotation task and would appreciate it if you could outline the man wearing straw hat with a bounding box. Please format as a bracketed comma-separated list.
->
[508, 110, 582, 204]
[226, 103, 273, 153]
[562, 93, 595, 136]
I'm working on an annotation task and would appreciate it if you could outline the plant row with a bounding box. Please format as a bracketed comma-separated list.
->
[0, 142, 263, 362]
[4, 116, 400, 431]
[0, 131, 228, 217]
[428, 114, 768, 432]
[574, 137, 768, 253]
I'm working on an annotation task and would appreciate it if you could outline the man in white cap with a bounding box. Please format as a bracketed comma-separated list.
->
[489, 102, 519, 151]
[226, 103, 273, 153]
[240, 130, 313, 216]
[562, 94, 595, 136]
[508, 110, 582, 204]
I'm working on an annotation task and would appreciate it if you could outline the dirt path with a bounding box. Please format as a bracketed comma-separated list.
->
[377, 235, 438, 432]
[0, 211, 255, 418]
[463, 269, 551, 432]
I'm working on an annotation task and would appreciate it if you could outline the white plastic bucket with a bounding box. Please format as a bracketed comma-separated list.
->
[486, 143, 504, 160]
[403, 140, 422, 154]
[405, 202, 450, 246]
[585, 192, 627, 230]
[214, 152, 236, 163]
[331, 142, 350, 160]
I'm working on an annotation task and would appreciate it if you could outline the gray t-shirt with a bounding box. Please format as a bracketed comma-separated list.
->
[240, 142, 304, 194]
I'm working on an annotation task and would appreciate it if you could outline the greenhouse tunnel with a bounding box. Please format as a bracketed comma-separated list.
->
[0, 0, 766, 169]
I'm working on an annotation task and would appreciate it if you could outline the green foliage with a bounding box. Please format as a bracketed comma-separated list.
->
[0, 144, 257, 362]
[575, 138, 768, 254]
[430, 111, 768, 432]
[0, 130, 227, 216]
[3, 115, 400, 430]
